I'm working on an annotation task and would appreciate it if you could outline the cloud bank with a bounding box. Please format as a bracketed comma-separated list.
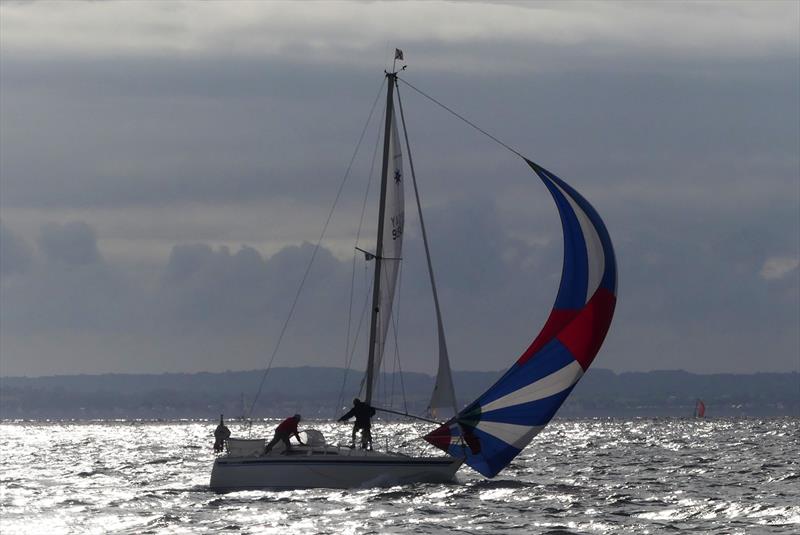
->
[0, 1, 797, 377]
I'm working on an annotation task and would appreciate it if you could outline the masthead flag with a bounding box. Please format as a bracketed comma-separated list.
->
[395, 48, 404, 60]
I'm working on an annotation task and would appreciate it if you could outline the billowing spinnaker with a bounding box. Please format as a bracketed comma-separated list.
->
[424, 159, 617, 478]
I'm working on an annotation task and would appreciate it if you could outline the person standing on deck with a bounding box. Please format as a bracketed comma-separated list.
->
[264, 414, 304, 454]
[213, 414, 231, 453]
[338, 398, 376, 450]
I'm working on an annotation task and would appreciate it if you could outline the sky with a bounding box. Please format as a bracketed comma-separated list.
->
[0, 1, 798, 377]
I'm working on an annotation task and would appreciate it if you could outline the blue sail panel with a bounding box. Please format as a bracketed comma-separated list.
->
[535, 163, 617, 296]
[445, 426, 525, 478]
[539, 174, 590, 310]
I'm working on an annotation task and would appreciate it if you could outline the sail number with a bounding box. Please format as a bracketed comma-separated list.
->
[391, 214, 404, 241]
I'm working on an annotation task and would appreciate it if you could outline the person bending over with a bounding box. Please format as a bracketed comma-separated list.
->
[264, 414, 304, 454]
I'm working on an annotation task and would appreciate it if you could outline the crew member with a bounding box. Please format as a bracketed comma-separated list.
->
[213, 414, 231, 453]
[338, 398, 376, 450]
[264, 414, 304, 454]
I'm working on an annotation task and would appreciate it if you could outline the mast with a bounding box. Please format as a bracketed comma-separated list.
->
[365, 71, 397, 405]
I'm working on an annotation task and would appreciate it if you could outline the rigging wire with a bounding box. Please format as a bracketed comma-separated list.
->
[388, 261, 400, 410]
[335, 105, 386, 415]
[390, 315, 410, 416]
[376, 266, 391, 409]
[388, 255, 409, 415]
[335, 266, 373, 415]
[388, 234, 403, 410]
[397, 76, 527, 161]
[247, 79, 386, 423]
[347, 100, 386, 350]
[374, 406, 442, 425]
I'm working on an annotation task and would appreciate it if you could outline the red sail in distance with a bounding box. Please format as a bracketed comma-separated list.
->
[695, 399, 706, 418]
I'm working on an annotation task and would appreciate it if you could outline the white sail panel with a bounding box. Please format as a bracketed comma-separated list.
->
[370, 111, 404, 391]
[549, 179, 605, 302]
[479, 359, 583, 413]
[428, 314, 457, 418]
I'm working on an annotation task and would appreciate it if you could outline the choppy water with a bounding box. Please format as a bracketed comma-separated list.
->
[1, 418, 798, 534]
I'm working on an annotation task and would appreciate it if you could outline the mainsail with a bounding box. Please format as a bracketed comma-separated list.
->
[372, 115, 405, 382]
[425, 159, 618, 478]
[364, 92, 405, 402]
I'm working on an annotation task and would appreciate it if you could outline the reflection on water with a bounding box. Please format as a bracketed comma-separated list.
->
[1, 419, 798, 534]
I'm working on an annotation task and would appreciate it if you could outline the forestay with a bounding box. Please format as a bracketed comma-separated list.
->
[424, 159, 618, 478]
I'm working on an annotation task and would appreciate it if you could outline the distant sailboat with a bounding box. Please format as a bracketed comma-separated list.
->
[694, 399, 706, 418]
[210, 55, 618, 489]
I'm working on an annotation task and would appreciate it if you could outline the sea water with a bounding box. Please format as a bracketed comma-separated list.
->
[1, 418, 797, 534]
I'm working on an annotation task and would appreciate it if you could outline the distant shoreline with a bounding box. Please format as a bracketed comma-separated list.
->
[1, 367, 797, 419]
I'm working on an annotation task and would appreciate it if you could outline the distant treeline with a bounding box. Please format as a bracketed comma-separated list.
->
[1, 367, 797, 419]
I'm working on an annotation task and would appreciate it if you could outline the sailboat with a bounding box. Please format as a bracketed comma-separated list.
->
[210, 59, 617, 490]
[694, 399, 706, 418]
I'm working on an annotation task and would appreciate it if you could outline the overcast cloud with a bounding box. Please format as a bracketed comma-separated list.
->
[1, 1, 798, 377]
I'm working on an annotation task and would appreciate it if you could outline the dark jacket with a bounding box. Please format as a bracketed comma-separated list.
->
[339, 402, 376, 427]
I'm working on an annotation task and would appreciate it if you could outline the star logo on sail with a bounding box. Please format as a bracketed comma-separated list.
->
[394, 169, 402, 184]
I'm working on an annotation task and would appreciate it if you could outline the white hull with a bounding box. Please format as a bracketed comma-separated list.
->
[210, 444, 462, 490]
